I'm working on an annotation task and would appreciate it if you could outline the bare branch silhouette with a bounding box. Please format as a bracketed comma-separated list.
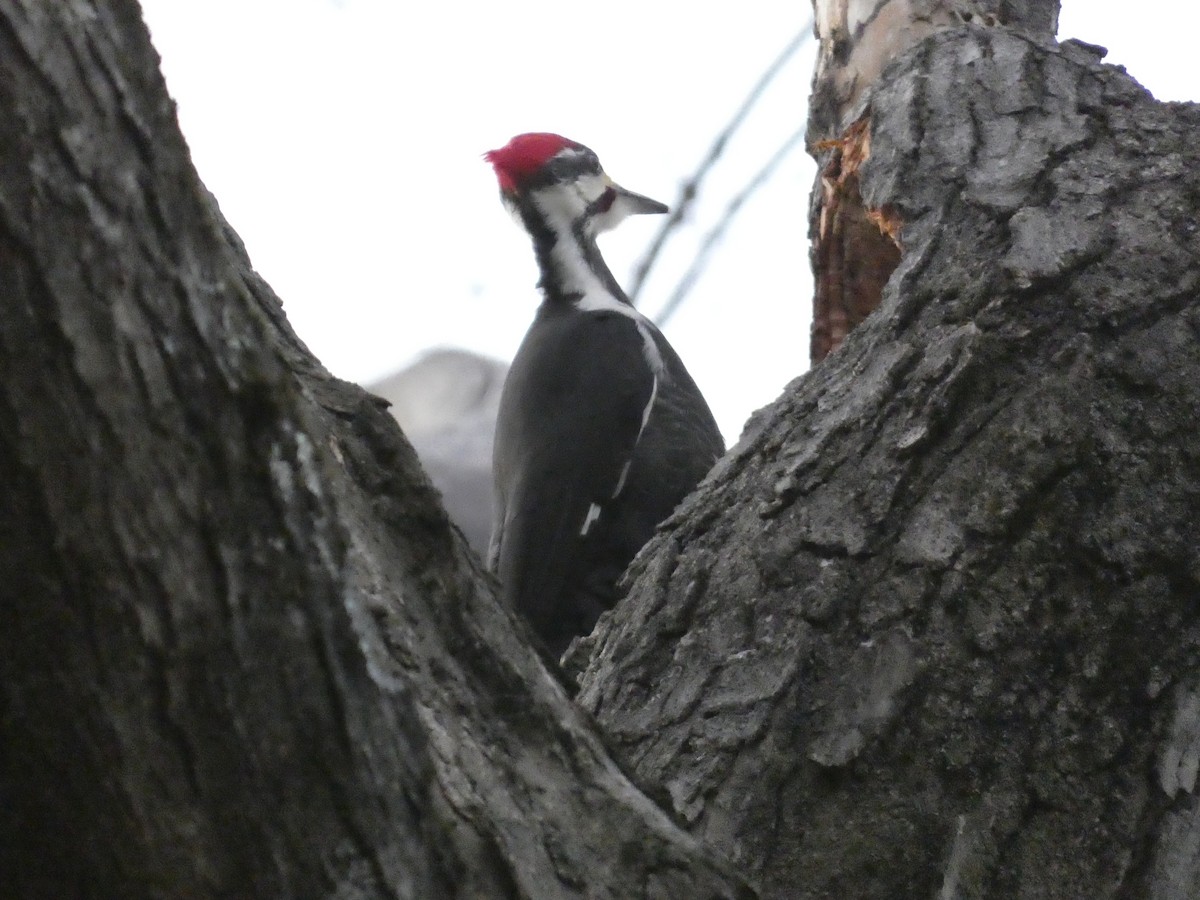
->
[627, 21, 814, 305]
[653, 124, 806, 328]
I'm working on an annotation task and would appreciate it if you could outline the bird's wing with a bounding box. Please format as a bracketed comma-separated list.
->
[492, 309, 656, 645]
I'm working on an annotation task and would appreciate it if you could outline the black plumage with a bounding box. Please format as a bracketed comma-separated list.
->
[486, 133, 724, 658]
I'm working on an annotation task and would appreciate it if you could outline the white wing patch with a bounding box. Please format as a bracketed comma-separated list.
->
[636, 372, 659, 440]
[580, 502, 603, 537]
[612, 372, 659, 499]
[582, 371, 658, 534]
[611, 460, 633, 499]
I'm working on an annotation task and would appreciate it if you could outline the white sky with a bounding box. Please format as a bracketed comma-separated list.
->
[139, 1, 1198, 441]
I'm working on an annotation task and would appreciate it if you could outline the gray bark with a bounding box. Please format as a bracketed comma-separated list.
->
[0, 4, 751, 898]
[7, 2, 1200, 898]
[578, 26, 1200, 900]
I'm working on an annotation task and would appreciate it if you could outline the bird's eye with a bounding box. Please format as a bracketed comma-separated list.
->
[595, 186, 617, 214]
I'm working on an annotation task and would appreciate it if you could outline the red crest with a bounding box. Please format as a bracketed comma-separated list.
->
[485, 133, 578, 193]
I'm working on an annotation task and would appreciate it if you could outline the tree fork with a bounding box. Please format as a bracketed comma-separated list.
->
[0, 4, 752, 898]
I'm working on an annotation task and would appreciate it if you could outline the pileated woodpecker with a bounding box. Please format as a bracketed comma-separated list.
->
[484, 133, 725, 658]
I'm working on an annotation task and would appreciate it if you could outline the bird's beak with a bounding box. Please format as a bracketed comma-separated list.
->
[614, 183, 669, 216]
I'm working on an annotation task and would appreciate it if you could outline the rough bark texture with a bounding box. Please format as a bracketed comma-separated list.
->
[807, 0, 1060, 364]
[370, 349, 505, 556]
[579, 26, 1200, 899]
[808, 0, 1061, 144]
[0, 5, 752, 898]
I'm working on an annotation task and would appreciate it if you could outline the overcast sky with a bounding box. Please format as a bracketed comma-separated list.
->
[139, 1, 1198, 440]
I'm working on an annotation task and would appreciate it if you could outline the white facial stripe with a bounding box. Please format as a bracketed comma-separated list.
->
[529, 175, 610, 234]
[592, 187, 659, 235]
[556, 146, 592, 166]
[527, 175, 665, 376]
[575, 173, 609, 209]
[532, 185, 609, 302]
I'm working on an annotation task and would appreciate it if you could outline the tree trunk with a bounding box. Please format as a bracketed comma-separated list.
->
[6, 2, 1200, 899]
[578, 14, 1200, 900]
[805, 0, 1060, 363]
[0, 5, 751, 898]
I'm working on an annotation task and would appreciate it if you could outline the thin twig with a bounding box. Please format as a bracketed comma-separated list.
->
[653, 124, 807, 329]
[627, 21, 814, 304]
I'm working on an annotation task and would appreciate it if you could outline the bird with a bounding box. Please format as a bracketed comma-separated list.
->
[484, 132, 725, 659]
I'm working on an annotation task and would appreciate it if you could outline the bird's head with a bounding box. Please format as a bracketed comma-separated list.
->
[485, 133, 668, 236]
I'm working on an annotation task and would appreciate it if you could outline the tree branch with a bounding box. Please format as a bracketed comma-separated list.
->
[652, 125, 806, 328]
[627, 24, 813, 306]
